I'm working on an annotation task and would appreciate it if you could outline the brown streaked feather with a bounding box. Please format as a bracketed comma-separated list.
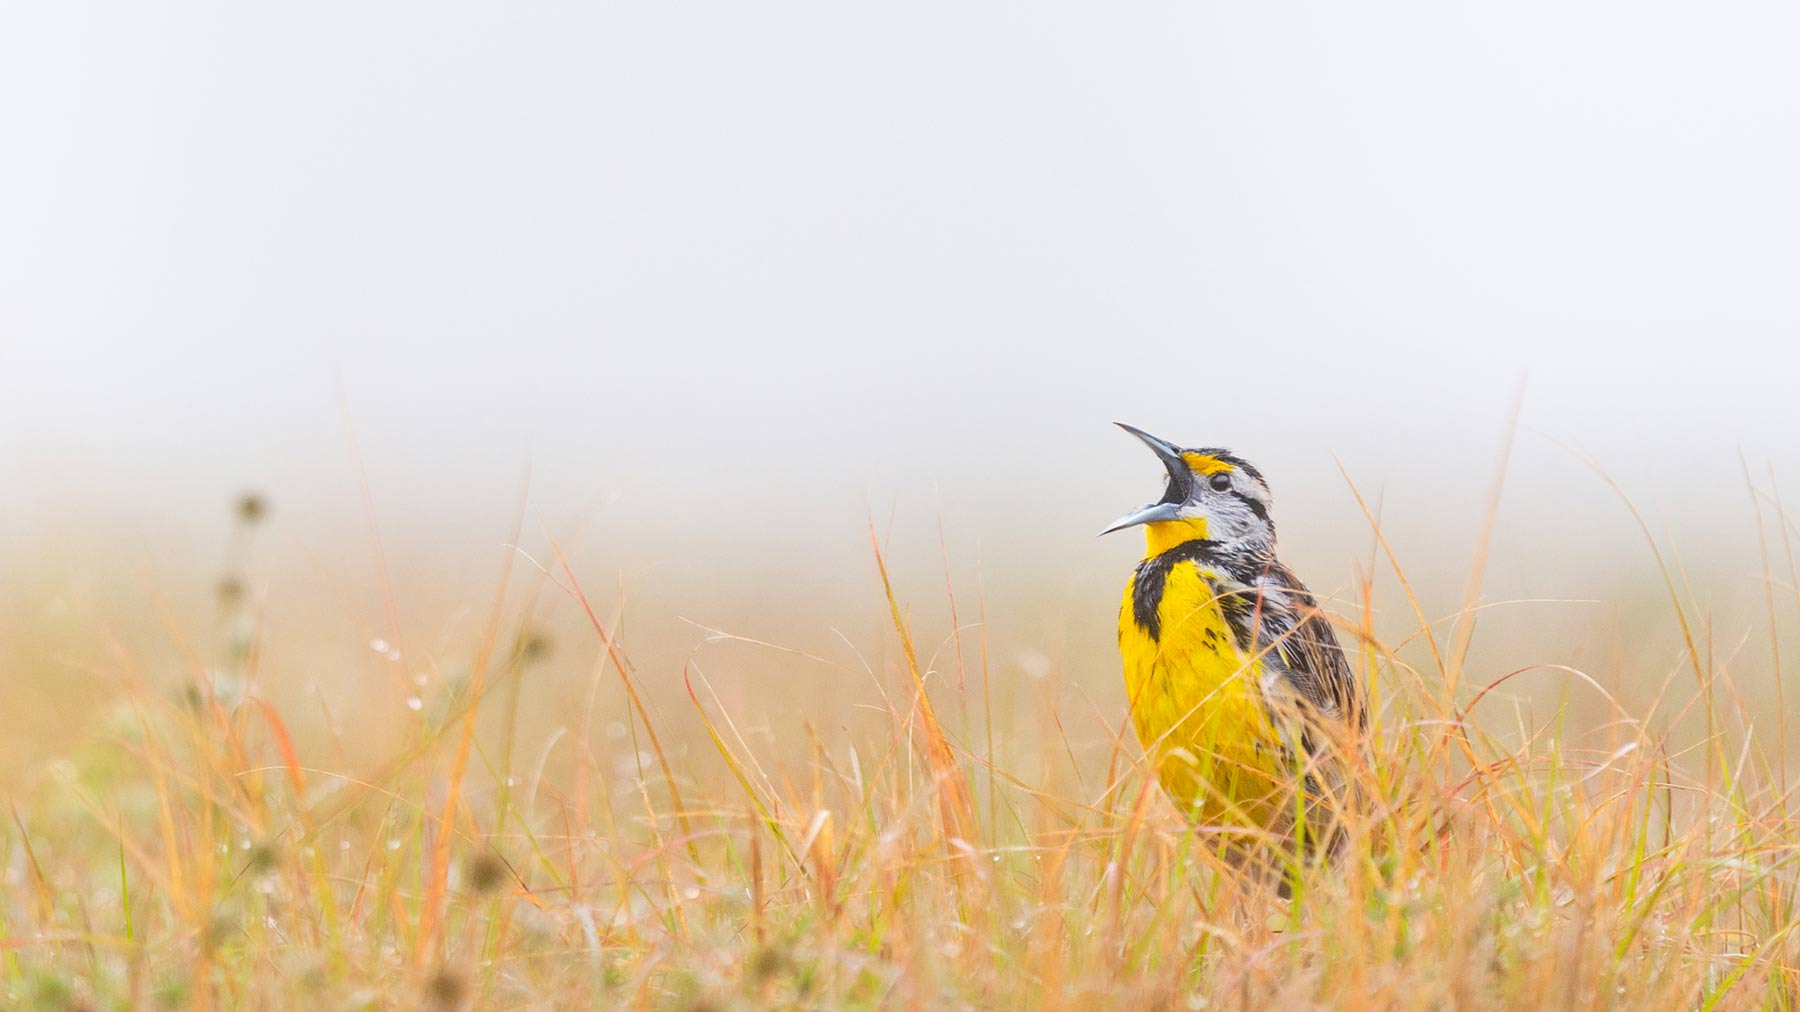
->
[1209, 552, 1362, 733]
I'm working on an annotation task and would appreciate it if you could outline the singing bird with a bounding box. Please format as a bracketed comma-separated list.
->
[1102, 423, 1363, 845]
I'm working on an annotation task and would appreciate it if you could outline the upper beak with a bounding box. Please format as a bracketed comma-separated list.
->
[1098, 422, 1191, 536]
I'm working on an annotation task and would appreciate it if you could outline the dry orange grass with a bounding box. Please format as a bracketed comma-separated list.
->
[3, 473, 1799, 1011]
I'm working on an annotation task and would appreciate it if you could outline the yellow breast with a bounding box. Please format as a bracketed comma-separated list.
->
[1119, 558, 1285, 827]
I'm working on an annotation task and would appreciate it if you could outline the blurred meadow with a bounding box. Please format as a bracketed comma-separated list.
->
[7, 416, 1800, 1008]
[7, 1, 1800, 1008]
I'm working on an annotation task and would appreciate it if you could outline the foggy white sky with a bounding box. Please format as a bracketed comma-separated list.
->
[3, 2, 1798, 601]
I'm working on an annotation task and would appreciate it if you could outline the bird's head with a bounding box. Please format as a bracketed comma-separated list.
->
[1099, 423, 1275, 555]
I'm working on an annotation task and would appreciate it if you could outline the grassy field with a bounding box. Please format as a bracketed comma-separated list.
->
[4, 485, 1800, 1011]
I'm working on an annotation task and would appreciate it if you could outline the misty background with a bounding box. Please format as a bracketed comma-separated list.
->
[3, 3, 1798, 763]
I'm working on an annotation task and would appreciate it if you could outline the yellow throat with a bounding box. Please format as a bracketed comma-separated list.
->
[1141, 515, 1210, 556]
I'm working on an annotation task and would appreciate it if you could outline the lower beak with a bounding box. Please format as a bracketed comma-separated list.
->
[1098, 501, 1182, 536]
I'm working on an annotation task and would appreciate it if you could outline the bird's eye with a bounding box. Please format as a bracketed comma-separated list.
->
[1208, 472, 1233, 492]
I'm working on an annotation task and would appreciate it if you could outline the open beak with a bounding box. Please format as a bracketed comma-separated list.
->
[1098, 423, 1191, 536]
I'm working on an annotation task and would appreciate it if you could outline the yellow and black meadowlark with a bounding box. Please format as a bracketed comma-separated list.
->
[1102, 423, 1364, 848]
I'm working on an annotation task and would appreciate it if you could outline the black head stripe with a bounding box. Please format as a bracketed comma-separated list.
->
[1239, 492, 1271, 526]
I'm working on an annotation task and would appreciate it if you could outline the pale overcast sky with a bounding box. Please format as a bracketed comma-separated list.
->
[3, 2, 1797, 597]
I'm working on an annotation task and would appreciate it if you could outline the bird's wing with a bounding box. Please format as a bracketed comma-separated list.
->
[1215, 562, 1363, 732]
[1266, 572, 1361, 727]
